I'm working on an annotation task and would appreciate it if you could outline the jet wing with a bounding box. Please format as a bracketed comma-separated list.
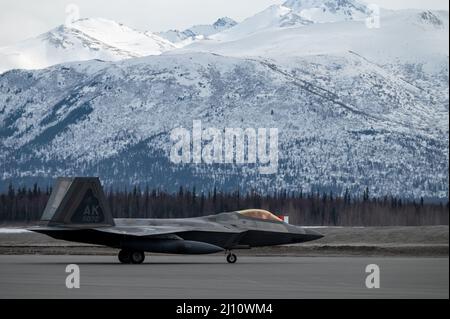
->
[94, 225, 192, 237]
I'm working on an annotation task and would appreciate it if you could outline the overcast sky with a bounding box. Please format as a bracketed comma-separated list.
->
[0, 0, 448, 46]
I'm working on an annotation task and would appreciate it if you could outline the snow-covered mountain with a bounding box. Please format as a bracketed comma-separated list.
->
[158, 17, 237, 43]
[210, 0, 373, 41]
[188, 9, 448, 76]
[182, 8, 449, 126]
[283, 0, 370, 22]
[210, 5, 313, 41]
[0, 1, 448, 199]
[0, 18, 175, 73]
[0, 50, 447, 198]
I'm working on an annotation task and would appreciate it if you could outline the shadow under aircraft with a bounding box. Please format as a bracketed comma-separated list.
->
[30, 177, 323, 264]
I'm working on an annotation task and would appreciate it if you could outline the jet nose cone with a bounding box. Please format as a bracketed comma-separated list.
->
[304, 228, 324, 241]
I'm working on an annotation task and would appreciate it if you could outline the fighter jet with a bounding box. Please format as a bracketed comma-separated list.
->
[30, 177, 324, 264]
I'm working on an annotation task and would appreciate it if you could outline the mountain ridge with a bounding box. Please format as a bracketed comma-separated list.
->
[157, 17, 237, 43]
[0, 50, 447, 198]
[0, 2, 448, 199]
[0, 17, 175, 73]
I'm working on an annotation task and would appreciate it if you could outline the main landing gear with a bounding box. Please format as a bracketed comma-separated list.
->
[118, 249, 236, 264]
[118, 249, 145, 264]
[226, 251, 237, 264]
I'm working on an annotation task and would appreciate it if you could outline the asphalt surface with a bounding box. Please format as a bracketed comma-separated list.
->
[0, 255, 448, 299]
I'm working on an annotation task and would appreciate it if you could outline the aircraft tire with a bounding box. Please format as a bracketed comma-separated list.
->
[118, 249, 131, 264]
[130, 251, 145, 264]
[226, 253, 237, 264]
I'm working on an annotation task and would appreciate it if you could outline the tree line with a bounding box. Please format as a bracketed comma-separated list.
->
[0, 184, 448, 226]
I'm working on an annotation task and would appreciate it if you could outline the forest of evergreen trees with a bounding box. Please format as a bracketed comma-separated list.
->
[0, 183, 448, 226]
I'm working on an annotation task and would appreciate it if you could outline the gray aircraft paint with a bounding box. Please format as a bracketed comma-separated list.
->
[30, 177, 323, 261]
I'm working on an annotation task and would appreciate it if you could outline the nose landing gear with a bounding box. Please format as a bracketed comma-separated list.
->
[226, 251, 237, 264]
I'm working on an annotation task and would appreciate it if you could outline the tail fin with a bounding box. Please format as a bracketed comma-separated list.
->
[42, 177, 114, 227]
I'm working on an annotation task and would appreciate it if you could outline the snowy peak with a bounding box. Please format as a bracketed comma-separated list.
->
[283, 0, 369, 23]
[67, 17, 131, 36]
[210, 0, 372, 42]
[158, 17, 237, 43]
[52, 18, 175, 56]
[187, 9, 448, 74]
[0, 17, 175, 73]
[283, 0, 366, 11]
[279, 10, 314, 27]
[417, 10, 446, 28]
[213, 17, 237, 28]
[211, 5, 313, 41]
[188, 17, 238, 37]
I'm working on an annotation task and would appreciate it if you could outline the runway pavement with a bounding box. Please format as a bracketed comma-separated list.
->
[0, 255, 448, 299]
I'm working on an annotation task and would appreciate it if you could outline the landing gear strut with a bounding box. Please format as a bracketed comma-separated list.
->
[118, 249, 145, 264]
[226, 251, 237, 264]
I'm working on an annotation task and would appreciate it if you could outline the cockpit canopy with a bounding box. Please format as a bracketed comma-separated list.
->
[237, 209, 283, 222]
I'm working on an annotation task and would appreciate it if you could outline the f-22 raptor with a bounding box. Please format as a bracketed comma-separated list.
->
[30, 177, 323, 264]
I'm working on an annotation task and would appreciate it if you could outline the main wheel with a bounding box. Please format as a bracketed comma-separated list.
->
[118, 250, 131, 264]
[130, 251, 145, 264]
[226, 253, 237, 264]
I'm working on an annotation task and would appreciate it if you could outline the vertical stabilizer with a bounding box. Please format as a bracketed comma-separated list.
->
[42, 177, 114, 227]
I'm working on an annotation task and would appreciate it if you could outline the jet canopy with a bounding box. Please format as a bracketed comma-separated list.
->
[237, 209, 283, 222]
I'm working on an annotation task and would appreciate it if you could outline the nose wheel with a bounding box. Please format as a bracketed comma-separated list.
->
[226, 252, 237, 264]
[118, 249, 145, 264]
